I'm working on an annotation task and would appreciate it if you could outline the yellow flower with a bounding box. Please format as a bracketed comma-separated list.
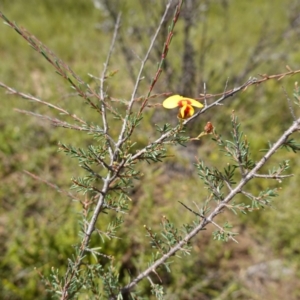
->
[162, 95, 203, 119]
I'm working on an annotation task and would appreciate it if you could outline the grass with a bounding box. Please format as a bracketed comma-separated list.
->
[1, 0, 300, 299]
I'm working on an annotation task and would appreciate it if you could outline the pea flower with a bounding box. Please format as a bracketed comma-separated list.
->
[162, 95, 203, 119]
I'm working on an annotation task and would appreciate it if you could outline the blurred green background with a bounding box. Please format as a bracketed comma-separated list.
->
[1, 0, 300, 299]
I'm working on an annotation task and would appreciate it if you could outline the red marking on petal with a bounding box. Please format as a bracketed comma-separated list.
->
[179, 104, 194, 119]
[177, 99, 192, 107]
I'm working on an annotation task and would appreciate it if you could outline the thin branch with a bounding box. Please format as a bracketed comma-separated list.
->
[23, 170, 81, 202]
[223, 179, 233, 192]
[240, 190, 273, 206]
[253, 173, 293, 179]
[0, 11, 102, 114]
[101, 0, 137, 83]
[196, 65, 300, 102]
[127, 77, 263, 163]
[60, 182, 109, 299]
[114, 0, 174, 157]
[139, 0, 184, 114]
[106, 68, 300, 186]
[120, 117, 300, 294]
[282, 85, 297, 121]
[0, 82, 87, 124]
[14, 109, 89, 131]
[99, 13, 121, 160]
[178, 201, 203, 218]
[209, 219, 239, 243]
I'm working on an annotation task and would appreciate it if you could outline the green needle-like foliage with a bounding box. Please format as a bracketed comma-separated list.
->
[1, 1, 300, 299]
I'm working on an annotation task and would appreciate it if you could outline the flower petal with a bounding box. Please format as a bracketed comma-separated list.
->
[162, 95, 183, 109]
[163, 95, 203, 109]
[179, 103, 194, 119]
[182, 97, 203, 108]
